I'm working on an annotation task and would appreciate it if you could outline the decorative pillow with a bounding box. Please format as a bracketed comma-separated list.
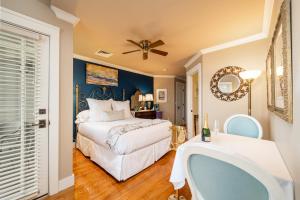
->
[112, 100, 133, 119]
[87, 98, 113, 121]
[75, 110, 90, 123]
[100, 110, 125, 122]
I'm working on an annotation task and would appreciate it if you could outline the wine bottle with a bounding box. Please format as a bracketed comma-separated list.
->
[201, 113, 211, 142]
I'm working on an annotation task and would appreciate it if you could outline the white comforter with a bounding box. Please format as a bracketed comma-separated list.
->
[78, 118, 172, 155]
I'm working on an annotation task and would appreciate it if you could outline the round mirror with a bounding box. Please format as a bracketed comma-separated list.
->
[217, 74, 240, 94]
[210, 66, 249, 102]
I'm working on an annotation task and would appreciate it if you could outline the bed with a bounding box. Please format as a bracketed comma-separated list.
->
[75, 84, 172, 181]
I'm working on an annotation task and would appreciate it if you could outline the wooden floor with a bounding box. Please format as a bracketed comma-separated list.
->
[47, 149, 191, 200]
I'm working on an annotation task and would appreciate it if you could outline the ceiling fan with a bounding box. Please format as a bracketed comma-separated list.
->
[122, 39, 168, 60]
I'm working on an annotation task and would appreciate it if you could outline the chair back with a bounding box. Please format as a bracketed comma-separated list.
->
[224, 114, 263, 138]
[183, 145, 284, 200]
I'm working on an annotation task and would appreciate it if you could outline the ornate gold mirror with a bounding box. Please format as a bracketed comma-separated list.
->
[130, 89, 142, 110]
[210, 66, 249, 101]
[266, 0, 292, 123]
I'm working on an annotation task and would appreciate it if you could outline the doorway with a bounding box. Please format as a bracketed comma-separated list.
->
[192, 73, 199, 135]
[0, 16, 52, 199]
[1, 7, 61, 196]
[175, 80, 186, 125]
[186, 63, 202, 139]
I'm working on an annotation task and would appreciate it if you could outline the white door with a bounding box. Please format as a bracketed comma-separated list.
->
[175, 81, 186, 125]
[0, 22, 49, 199]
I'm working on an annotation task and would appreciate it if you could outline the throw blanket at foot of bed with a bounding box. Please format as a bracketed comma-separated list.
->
[106, 119, 168, 150]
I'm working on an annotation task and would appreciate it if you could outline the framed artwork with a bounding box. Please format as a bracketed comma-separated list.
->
[266, 0, 292, 123]
[156, 89, 167, 103]
[86, 63, 118, 86]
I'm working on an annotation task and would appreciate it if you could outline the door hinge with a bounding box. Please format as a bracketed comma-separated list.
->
[48, 120, 50, 126]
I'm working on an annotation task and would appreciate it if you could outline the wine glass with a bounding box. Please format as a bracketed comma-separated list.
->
[213, 120, 220, 134]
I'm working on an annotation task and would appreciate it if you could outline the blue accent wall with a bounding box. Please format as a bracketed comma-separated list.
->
[73, 58, 153, 140]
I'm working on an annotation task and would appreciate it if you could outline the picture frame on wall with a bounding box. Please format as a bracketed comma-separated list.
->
[156, 89, 167, 103]
[266, 0, 293, 123]
[86, 63, 118, 86]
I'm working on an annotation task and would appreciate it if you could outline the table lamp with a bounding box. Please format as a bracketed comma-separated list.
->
[145, 94, 153, 110]
[138, 95, 145, 110]
[239, 70, 261, 115]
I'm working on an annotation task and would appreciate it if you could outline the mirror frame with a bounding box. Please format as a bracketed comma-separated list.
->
[266, 47, 275, 110]
[210, 66, 249, 102]
[266, 0, 293, 123]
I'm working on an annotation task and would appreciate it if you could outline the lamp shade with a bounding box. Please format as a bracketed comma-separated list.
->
[239, 70, 261, 80]
[139, 95, 145, 102]
[145, 94, 153, 101]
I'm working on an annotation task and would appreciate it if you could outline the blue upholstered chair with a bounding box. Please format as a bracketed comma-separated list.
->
[224, 114, 263, 139]
[183, 145, 284, 200]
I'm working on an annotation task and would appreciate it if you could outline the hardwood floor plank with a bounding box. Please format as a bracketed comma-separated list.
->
[46, 149, 191, 200]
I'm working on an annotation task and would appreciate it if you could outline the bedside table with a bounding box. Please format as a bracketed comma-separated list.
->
[135, 110, 156, 119]
[156, 111, 163, 119]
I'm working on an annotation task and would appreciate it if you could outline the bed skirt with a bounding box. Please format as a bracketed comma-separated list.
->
[76, 133, 171, 181]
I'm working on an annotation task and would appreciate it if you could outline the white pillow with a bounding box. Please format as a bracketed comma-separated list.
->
[75, 110, 90, 124]
[87, 98, 113, 122]
[100, 110, 125, 122]
[112, 100, 133, 119]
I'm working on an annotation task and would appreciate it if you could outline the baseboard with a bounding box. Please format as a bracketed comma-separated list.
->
[59, 174, 74, 192]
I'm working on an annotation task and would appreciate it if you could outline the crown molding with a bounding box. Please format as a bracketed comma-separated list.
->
[184, 51, 202, 68]
[184, 0, 274, 68]
[153, 75, 176, 78]
[200, 33, 267, 54]
[262, 0, 274, 35]
[74, 54, 181, 78]
[51, 5, 80, 26]
[73, 54, 154, 77]
[153, 75, 187, 81]
[175, 76, 186, 81]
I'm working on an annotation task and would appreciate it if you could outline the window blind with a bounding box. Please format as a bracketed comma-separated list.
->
[0, 23, 41, 200]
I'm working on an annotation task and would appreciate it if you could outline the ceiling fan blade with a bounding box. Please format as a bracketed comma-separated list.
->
[149, 40, 165, 48]
[122, 49, 141, 54]
[127, 40, 141, 48]
[143, 52, 148, 60]
[150, 49, 168, 56]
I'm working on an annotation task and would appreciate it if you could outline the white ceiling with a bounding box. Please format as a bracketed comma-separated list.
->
[52, 0, 266, 75]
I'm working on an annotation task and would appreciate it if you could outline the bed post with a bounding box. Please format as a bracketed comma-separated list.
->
[76, 83, 79, 115]
[75, 83, 79, 144]
[122, 88, 126, 101]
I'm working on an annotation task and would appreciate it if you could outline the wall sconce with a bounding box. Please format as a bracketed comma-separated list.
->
[239, 70, 261, 115]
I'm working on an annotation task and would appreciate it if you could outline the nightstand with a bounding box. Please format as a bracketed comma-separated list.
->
[134, 110, 156, 119]
[156, 111, 163, 119]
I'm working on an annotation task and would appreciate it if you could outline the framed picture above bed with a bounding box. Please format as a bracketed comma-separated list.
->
[86, 63, 118, 86]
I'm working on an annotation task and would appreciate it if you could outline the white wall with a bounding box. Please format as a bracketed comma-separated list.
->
[201, 39, 270, 138]
[154, 77, 175, 123]
[269, 0, 300, 199]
